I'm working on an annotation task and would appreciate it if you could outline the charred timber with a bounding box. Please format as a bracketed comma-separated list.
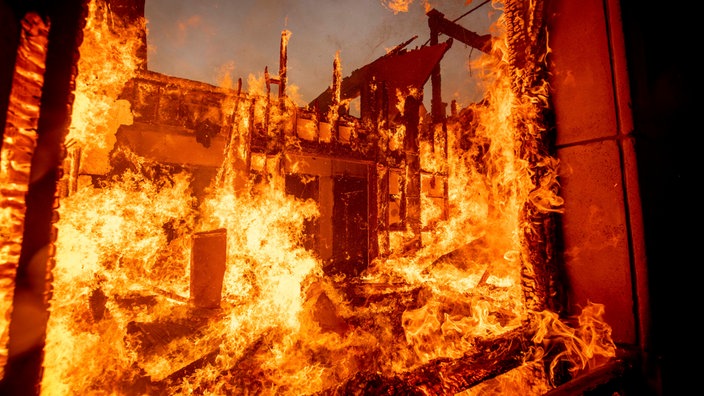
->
[183, 328, 283, 395]
[319, 328, 531, 395]
[426, 9, 492, 54]
[543, 350, 638, 396]
[502, 0, 562, 313]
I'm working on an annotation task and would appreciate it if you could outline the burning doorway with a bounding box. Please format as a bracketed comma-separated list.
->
[0, 0, 647, 395]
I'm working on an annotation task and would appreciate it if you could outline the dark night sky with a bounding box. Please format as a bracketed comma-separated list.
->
[144, 0, 500, 107]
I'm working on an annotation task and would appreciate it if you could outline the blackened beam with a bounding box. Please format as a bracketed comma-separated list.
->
[426, 8, 492, 54]
[427, 8, 491, 124]
[387, 35, 418, 56]
[319, 328, 530, 395]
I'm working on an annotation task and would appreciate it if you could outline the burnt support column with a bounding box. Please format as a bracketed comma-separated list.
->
[428, 12, 443, 126]
[374, 164, 390, 258]
[330, 52, 341, 123]
[367, 164, 380, 262]
[403, 95, 422, 251]
[278, 30, 290, 110]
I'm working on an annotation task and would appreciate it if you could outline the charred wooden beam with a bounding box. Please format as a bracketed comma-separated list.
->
[367, 163, 381, 261]
[318, 328, 531, 395]
[187, 328, 282, 395]
[426, 6, 491, 124]
[126, 315, 211, 354]
[426, 9, 492, 54]
[330, 52, 342, 122]
[403, 94, 422, 251]
[309, 42, 451, 119]
[543, 350, 639, 396]
[374, 165, 391, 257]
[401, 329, 530, 394]
[428, 13, 444, 126]
[128, 315, 222, 394]
[147, 348, 220, 393]
[503, 0, 561, 313]
[278, 30, 290, 110]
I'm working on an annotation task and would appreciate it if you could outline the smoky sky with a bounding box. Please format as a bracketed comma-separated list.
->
[144, 0, 500, 107]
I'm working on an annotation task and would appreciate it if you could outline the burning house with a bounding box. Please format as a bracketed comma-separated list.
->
[0, 0, 691, 395]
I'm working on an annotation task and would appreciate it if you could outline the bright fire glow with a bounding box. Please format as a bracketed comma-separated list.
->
[39, 0, 616, 394]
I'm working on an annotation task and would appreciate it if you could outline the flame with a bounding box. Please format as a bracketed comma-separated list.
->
[37, 0, 616, 394]
[66, 0, 142, 151]
[530, 301, 616, 385]
[382, 0, 415, 14]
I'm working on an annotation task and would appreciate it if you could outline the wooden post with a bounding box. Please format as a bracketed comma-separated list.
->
[330, 51, 341, 123]
[278, 30, 290, 111]
[190, 228, 227, 309]
[427, 10, 443, 127]
[403, 95, 422, 250]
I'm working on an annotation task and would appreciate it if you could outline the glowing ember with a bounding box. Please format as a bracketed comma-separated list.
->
[38, 0, 616, 394]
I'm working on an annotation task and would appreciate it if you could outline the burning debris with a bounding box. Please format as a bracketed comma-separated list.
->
[1, 0, 619, 395]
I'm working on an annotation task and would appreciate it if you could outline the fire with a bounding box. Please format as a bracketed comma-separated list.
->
[65, 0, 143, 151]
[35, 0, 616, 394]
[382, 0, 415, 14]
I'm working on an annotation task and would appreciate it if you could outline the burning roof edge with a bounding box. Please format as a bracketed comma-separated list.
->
[309, 38, 453, 113]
